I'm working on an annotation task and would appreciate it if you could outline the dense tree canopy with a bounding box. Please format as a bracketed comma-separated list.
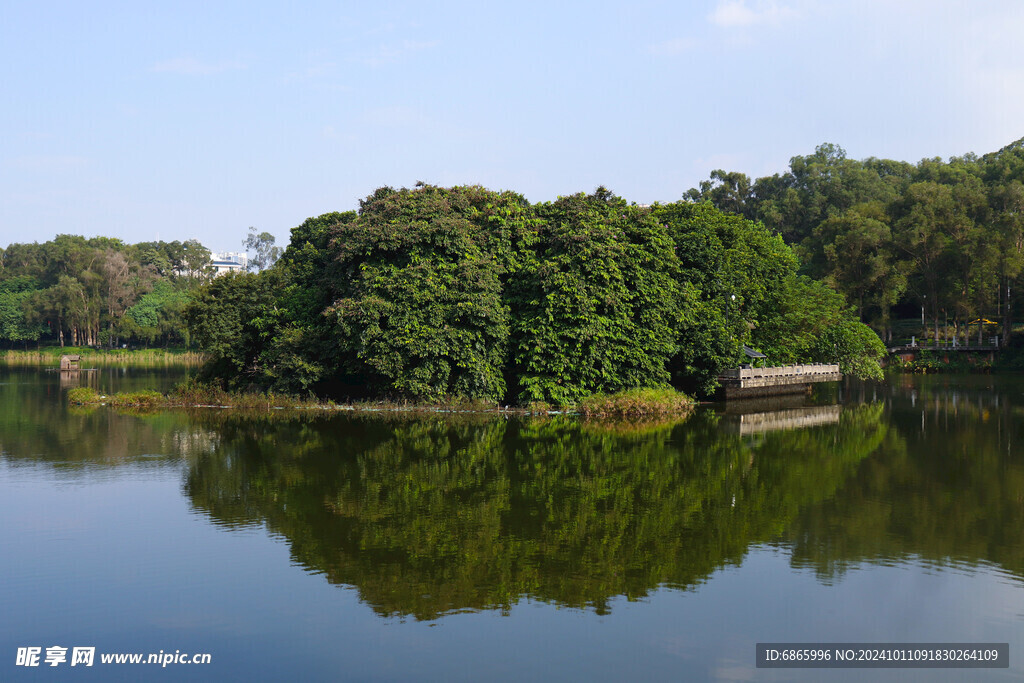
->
[510, 189, 684, 404]
[687, 137, 1024, 346]
[0, 235, 215, 348]
[325, 185, 528, 402]
[24, 132, 1007, 398]
[181, 183, 882, 402]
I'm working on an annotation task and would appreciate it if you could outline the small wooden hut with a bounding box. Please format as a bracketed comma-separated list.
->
[59, 355, 81, 371]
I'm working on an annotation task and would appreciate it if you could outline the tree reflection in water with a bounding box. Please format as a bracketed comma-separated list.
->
[7, 370, 1020, 622]
[183, 404, 892, 620]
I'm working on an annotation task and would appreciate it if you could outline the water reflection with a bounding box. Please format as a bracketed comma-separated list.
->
[4, 370, 1023, 626]
[182, 403, 888, 620]
[719, 405, 842, 435]
[0, 368, 197, 469]
[786, 375, 1024, 583]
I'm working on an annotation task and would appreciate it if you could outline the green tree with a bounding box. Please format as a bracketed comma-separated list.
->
[178, 239, 212, 281]
[683, 169, 756, 219]
[753, 275, 886, 380]
[130, 240, 188, 278]
[653, 201, 797, 394]
[326, 185, 528, 401]
[248, 212, 356, 393]
[811, 204, 906, 340]
[183, 271, 279, 387]
[125, 279, 192, 345]
[244, 228, 282, 272]
[0, 277, 44, 345]
[509, 189, 683, 404]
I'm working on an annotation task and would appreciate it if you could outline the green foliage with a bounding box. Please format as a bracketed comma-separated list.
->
[578, 387, 693, 418]
[510, 189, 683, 405]
[749, 143, 907, 245]
[686, 137, 1024, 348]
[66, 387, 99, 404]
[812, 318, 888, 380]
[0, 234, 215, 348]
[130, 240, 188, 278]
[183, 271, 279, 389]
[0, 276, 45, 344]
[754, 275, 886, 379]
[811, 206, 906, 325]
[125, 280, 192, 345]
[244, 228, 282, 272]
[180, 239, 212, 279]
[183, 185, 889, 402]
[683, 169, 756, 218]
[653, 201, 798, 395]
[327, 185, 531, 402]
[245, 211, 357, 393]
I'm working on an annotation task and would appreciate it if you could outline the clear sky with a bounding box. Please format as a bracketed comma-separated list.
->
[2, 0, 1022, 253]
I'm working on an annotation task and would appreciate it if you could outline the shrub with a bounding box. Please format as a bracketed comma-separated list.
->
[107, 390, 164, 408]
[67, 387, 100, 404]
[578, 388, 694, 418]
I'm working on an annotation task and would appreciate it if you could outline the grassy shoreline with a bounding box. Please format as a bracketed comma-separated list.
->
[67, 385, 696, 417]
[1, 347, 206, 368]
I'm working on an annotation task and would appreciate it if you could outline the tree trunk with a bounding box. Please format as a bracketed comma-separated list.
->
[1004, 281, 1013, 348]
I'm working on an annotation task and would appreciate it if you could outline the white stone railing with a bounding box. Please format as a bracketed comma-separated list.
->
[718, 364, 840, 380]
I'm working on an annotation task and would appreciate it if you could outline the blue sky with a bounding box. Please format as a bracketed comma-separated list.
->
[2, 0, 1022, 253]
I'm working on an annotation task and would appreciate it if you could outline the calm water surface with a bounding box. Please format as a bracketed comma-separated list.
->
[1, 369, 1023, 681]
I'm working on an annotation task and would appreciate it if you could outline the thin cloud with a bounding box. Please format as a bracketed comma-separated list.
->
[362, 105, 428, 128]
[357, 40, 439, 67]
[151, 57, 247, 75]
[647, 38, 696, 56]
[288, 62, 338, 81]
[709, 0, 797, 28]
[10, 155, 90, 172]
[281, 61, 351, 92]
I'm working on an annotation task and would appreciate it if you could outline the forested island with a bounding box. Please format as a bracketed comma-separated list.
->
[4, 137, 1024, 403]
[181, 185, 887, 405]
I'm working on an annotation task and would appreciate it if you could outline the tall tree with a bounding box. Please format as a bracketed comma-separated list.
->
[326, 185, 526, 402]
[510, 188, 683, 404]
[181, 239, 212, 279]
[244, 228, 282, 272]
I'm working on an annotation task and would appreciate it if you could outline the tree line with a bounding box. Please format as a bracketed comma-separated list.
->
[685, 138, 1024, 346]
[0, 236, 215, 348]
[0, 229, 282, 349]
[184, 184, 883, 403]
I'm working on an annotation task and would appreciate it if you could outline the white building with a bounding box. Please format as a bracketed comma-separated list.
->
[209, 252, 248, 276]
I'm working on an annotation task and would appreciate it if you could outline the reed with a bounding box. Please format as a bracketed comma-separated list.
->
[1, 347, 206, 368]
[167, 380, 302, 409]
[107, 390, 165, 408]
[66, 381, 694, 419]
[577, 387, 694, 418]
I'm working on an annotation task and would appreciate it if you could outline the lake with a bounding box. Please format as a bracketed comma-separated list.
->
[1, 368, 1022, 681]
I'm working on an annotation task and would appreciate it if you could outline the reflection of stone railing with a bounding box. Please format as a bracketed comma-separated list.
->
[726, 405, 842, 436]
[719, 364, 840, 380]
